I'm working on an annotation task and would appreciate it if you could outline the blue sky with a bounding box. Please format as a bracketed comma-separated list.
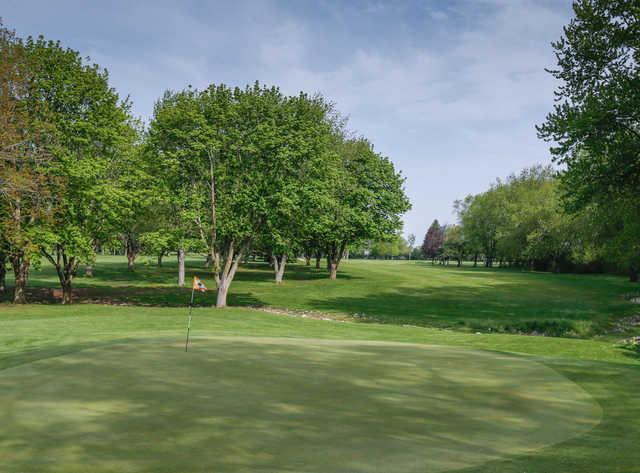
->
[3, 0, 573, 239]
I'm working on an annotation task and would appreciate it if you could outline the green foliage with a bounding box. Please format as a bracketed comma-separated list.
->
[13, 36, 138, 300]
[148, 82, 409, 295]
[537, 0, 640, 206]
[351, 235, 410, 259]
[538, 0, 640, 280]
[442, 224, 465, 264]
[456, 166, 580, 270]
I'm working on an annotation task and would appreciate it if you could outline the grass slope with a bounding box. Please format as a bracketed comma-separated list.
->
[6, 255, 639, 337]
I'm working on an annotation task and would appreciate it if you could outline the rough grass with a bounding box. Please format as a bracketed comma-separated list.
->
[5, 255, 638, 337]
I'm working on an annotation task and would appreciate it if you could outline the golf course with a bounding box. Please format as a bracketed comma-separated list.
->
[1, 258, 639, 472]
[2, 1, 640, 471]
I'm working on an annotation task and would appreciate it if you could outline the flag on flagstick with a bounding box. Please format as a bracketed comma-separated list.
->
[185, 275, 207, 352]
[193, 275, 207, 292]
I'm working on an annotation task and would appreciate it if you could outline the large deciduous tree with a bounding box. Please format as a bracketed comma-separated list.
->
[320, 137, 410, 279]
[149, 83, 300, 304]
[261, 93, 334, 283]
[537, 0, 640, 281]
[22, 36, 136, 303]
[0, 24, 56, 303]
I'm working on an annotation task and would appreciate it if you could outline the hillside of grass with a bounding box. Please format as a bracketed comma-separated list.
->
[3, 255, 638, 339]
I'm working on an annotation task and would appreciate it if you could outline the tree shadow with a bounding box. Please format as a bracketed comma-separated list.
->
[307, 285, 606, 335]
[235, 261, 360, 282]
[1, 259, 358, 306]
[0, 340, 604, 473]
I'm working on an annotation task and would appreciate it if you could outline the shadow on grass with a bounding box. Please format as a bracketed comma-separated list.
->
[308, 286, 607, 336]
[0, 340, 603, 473]
[619, 344, 640, 361]
[458, 357, 640, 473]
[234, 262, 360, 282]
[1, 260, 355, 307]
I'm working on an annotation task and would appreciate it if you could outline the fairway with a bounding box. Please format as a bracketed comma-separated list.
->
[0, 337, 601, 473]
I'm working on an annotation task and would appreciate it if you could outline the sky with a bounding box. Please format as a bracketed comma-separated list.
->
[3, 0, 574, 239]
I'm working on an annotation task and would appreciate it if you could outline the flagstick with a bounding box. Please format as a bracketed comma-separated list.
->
[185, 285, 195, 352]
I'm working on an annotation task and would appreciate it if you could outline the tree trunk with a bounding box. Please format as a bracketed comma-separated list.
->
[11, 256, 29, 304]
[630, 265, 639, 283]
[305, 255, 311, 266]
[124, 233, 138, 272]
[329, 262, 338, 280]
[327, 242, 346, 280]
[216, 281, 230, 308]
[315, 251, 321, 269]
[157, 251, 164, 267]
[127, 251, 135, 271]
[40, 246, 78, 304]
[60, 258, 78, 305]
[62, 280, 72, 304]
[177, 248, 186, 286]
[473, 253, 478, 267]
[84, 265, 94, 277]
[214, 241, 245, 308]
[0, 252, 6, 292]
[275, 254, 287, 283]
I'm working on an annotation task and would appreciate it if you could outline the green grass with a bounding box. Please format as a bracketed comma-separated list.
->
[1, 257, 640, 472]
[0, 337, 601, 473]
[6, 255, 639, 337]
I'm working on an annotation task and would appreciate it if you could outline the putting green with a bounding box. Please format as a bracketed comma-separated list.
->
[0, 337, 600, 473]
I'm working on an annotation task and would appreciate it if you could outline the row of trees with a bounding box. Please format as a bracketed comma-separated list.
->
[417, 164, 638, 280]
[0, 24, 410, 305]
[349, 234, 416, 260]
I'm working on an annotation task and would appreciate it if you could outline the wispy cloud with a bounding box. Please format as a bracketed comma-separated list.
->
[3, 0, 572, 237]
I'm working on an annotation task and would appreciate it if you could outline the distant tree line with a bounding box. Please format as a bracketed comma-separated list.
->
[417, 164, 638, 281]
[0, 23, 410, 305]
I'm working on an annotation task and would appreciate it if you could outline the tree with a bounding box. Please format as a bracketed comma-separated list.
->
[149, 83, 333, 304]
[407, 233, 416, 260]
[579, 196, 640, 281]
[139, 230, 173, 267]
[537, 0, 640, 280]
[146, 89, 208, 287]
[456, 184, 510, 268]
[109, 142, 158, 273]
[421, 219, 444, 262]
[318, 136, 410, 279]
[0, 24, 57, 303]
[443, 225, 465, 267]
[23, 36, 137, 303]
[260, 93, 335, 283]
